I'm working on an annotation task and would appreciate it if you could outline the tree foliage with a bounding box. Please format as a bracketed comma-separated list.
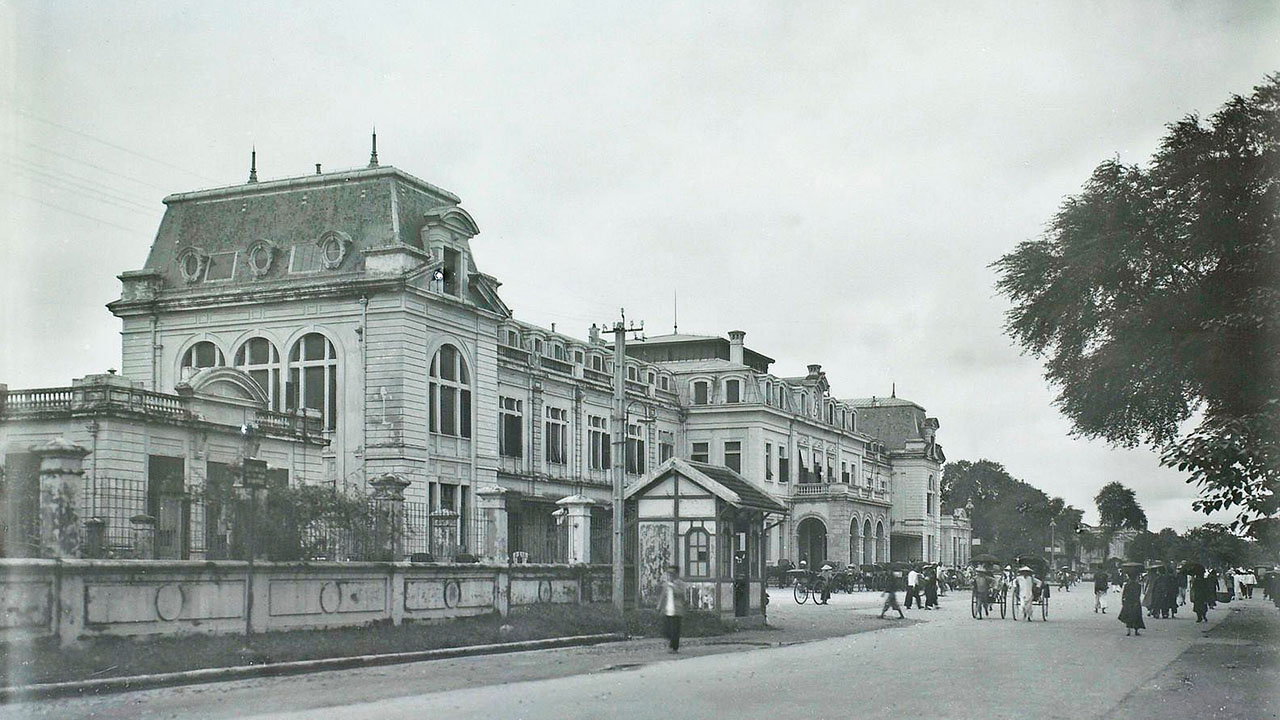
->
[993, 75, 1280, 531]
[942, 459, 1083, 561]
[1095, 481, 1148, 532]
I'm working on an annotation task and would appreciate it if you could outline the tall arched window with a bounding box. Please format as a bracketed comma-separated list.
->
[288, 333, 338, 431]
[725, 379, 740, 404]
[181, 341, 224, 371]
[429, 344, 471, 438]
[235, 337, 281, 410]
[693, 381, 709, 405]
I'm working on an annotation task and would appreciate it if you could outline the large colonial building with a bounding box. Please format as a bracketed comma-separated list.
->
[0, 150, 966, 568]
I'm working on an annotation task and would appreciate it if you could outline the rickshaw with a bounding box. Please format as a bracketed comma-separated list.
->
[969, 554, 1007, 619]
[787, 565, 831, 605]
[1012, 554, 1050, 621]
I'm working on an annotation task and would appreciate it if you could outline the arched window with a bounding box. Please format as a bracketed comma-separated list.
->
[686, 528, 710, 577]
[627, 366, 637, 382]
[234, 338, 281, 410]
[429, 343, 471, 438]
[181, 341, 224, 370]
[288, 333, 338, 431]
[591, 355, 605, 372]
[693, 381, 709, 405]
[725, 379, 740, 404]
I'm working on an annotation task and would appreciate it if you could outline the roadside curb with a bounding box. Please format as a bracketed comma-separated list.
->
[0, 632, 629, 703]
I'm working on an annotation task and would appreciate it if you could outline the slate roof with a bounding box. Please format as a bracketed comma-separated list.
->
[142, 166, 459, 289]
[842, 396, 925, 410]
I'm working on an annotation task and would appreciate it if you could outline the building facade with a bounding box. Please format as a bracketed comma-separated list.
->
[2, 155, 955, 569]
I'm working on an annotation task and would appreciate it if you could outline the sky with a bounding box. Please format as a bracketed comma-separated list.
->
[2, 1, 1277, 532]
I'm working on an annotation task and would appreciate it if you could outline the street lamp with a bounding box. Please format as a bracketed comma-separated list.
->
[238, 423, 265, 637]
[1049, 518, 1057, 571]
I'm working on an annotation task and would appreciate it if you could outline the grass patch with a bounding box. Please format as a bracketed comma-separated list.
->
[0, 604, 733, 687]
[2, 604, 615, 687]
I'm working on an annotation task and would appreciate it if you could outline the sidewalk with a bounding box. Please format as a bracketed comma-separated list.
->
[1107, 598, 1279, 719]
[2, 587, 899, 703]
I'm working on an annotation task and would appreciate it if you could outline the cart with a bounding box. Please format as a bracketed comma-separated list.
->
[1012, 555, 1051, 621]
[969, 555, 1007, 620]
[787, 568, 830, 605]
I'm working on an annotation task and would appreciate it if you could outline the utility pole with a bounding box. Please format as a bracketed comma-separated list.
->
[605, 310, 643, 614]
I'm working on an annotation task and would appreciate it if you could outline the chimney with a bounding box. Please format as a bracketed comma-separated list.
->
[589, 323, 600, 345]
[315, 163, 322, 175]
[807, 364, 822, 379]
[728, 330, 745, 366]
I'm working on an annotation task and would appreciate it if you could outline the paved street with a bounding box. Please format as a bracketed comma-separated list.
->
[4, 586, 1275, 720]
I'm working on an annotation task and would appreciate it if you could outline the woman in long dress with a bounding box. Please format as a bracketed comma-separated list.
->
[1119, 571, 1146, 636]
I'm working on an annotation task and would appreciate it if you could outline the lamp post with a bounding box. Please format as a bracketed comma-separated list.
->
[1049, 518, 1057, 571]
[238, 423, 265, 637]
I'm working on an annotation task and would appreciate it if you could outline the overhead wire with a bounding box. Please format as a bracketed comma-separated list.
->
[9, 106, 219, 182]
[7, 191, 151, 235]
[4, 158, 160, 216]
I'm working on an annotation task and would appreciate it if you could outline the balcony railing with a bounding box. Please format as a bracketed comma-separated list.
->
[582, 368, 611, 385]
[2, 385, 191, 420]
[2, 385, 321, 439]
[498, 345, 530, 364]
[540, 356, 574, 376]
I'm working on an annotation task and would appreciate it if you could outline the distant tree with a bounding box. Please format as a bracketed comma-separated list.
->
[943, 459, 1085, 561]
[993, 75, 1280, 532]
[1095, 482, 1149, 532]
[1182, 523, 1253, 568]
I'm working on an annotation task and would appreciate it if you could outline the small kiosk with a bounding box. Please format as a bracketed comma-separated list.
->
[626, 458, 788, 621]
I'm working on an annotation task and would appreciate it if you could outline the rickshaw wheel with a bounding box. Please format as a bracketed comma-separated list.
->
[1042, 598, 1049, 621]
[793, 582, 809, 604]
[971, 593, 979, 618]
[999, 593, 1007, 619]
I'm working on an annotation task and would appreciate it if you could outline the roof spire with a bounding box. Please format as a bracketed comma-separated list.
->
[248, 146, 258, 183]
[673, 289, 678, 334]
[891, 382, 896, 398]
[368, 127, 379, 168]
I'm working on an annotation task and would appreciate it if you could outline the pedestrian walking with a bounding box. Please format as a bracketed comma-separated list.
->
[879, 570, 905, 619]
[818, 563, 834, 605]
[1093, 569, 1109, 614]
[973, 569, 992, 619]
[924, 567, 939, 609]
[1015, 566, 1035, 621]
[1119, 566, 1146, 637]
[658, 563, 686, 652]
[904, 567, 921, 609]
[1191, 571, 1212, 623]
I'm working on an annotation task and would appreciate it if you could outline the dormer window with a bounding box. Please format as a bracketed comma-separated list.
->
[693, 381, 709, 405]
[505, 329, 519, 347]
[533, 339, 543, 355]
[627, 366, 637, 382]
[592, 355, 605, 372]
[441, 246, 461, 296]
[553, 344, 566, 361]
[659, 375, 670, 391]
[725, 379, 740, 404]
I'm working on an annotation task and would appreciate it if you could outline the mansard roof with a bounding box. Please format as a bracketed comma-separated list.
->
[140, 165, 467, 290]
[843, 396, 926, 411]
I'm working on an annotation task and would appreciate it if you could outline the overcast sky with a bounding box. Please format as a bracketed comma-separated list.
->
[2, 2, 1277, 531]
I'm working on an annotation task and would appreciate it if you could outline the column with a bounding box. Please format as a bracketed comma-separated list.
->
[475, 486, 510, 563]
[33, 437, 90, 558]
[369, 474, 411, 560]
[556, 494, 594, 565]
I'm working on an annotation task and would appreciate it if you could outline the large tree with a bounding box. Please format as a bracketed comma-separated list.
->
[1095, 481, 1148, 532]
[993, 75, 1280, 531]
[942, 459, 1084, 561]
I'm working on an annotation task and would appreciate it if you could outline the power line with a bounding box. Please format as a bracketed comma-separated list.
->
[15, 140, 173, 192]
[4, 157, 160, 215]
[4, 154, 158, 209]
[10, 189, 152, 234]
[9, 106, 219, 182]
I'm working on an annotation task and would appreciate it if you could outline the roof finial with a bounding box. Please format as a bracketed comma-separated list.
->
[891, 382, 896, 398]
[673, 289, 678, 334]
[368, 126, 379, 168]
[248, 146, 258, 183]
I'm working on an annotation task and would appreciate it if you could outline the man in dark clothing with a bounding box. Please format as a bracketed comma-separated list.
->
[924, 568, 939, 609]
[1094, 570, 1109, 613]
[1191, 573, 1212, 623]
